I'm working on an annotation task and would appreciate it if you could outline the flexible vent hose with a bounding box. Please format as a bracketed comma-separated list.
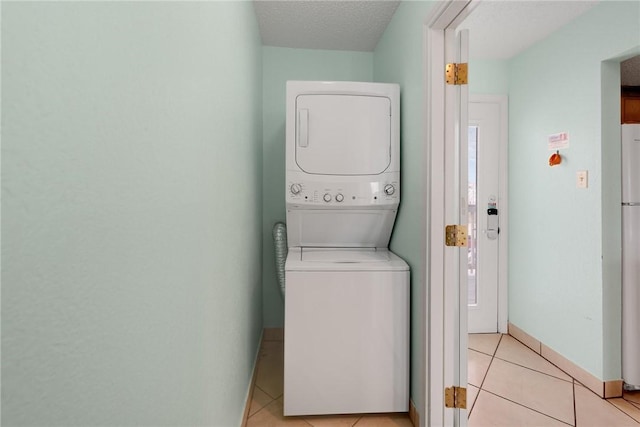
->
[272, 222, 288, 300]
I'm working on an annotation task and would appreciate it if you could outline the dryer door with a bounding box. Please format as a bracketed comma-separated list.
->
[295, 94, 391, 175]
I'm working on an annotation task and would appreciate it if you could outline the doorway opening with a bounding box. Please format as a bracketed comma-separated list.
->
[467, 95, 508, 334]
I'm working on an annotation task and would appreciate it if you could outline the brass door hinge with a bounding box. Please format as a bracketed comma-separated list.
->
[446, 63, 468, 85]
[445, 386, 467, 409]
[445, 224, 468, 247]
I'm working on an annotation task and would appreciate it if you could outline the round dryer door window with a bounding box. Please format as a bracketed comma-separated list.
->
[295, 94, 391, 175]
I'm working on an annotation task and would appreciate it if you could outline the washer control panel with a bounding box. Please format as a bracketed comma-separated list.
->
[287, 180, 399, 206]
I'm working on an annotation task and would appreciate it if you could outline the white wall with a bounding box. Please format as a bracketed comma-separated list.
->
[1, 2, 263, 425]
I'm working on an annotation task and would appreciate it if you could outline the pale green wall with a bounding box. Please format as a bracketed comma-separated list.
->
[261, 46, 373, 327]
[1, 2, 263, 426]
[507, 1, 640, 381]
[373, 0, 436, 417]
[469, 59, 509, 95]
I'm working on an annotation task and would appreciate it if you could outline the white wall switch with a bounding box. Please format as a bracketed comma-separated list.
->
[577, 170, 588, 188]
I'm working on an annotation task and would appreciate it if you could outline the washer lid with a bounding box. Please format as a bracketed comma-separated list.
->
[301, 248, 390, 263]
[286, 248, 409, 272]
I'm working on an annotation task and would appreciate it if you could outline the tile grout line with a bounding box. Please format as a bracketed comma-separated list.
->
[475, 334, 573, 426]
[507, 333, 593, 392]
[258, 383, 281, 401]
[626, 398, 640, 410]
[246, 385, 277, 420]
[575, 382, 640, 426]
[481, 388, 574, 427]
[496, 334, 576, 384]
[492, 355, 575, 384]
[606, 397, 640, 424]
[612, 399, 640, 424]
[470, 334, 504, 417]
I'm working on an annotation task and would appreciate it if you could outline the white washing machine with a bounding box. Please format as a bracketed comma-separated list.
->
[283, 81, 409, 416]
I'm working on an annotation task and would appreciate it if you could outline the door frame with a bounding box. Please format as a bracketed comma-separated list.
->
[468, 94, 509, 334]
[424, 1, 476, 426]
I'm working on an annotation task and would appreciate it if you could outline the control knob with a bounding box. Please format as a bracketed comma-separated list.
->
[323, 193, 332, 202]
[384, 184, 396, 196]
[290, 183, 302, 195]
[335, 193, 344, 202]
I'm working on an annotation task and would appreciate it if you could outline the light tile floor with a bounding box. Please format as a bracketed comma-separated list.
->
[245, 332, 413, 427]
[468, 333, 640, 427]
[245, 332, 640, 426]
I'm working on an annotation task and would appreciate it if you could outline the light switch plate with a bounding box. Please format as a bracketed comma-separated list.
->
[577, 170, 588, 188]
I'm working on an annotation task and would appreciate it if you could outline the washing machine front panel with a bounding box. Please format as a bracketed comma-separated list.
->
[284, 269, 409, 416]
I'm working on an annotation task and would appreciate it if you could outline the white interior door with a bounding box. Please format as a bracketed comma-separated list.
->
[467, 96, 508, 333]
[426, 2, 474, 425]
[441, 26, 471, 427]
[452, 28, 469, 427]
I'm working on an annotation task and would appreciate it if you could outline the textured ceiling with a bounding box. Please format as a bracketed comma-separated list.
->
[460, 0, 599, 59]
[253, 0, 601, 59]
[622, 56, 640, 86]
[253, 0, 400, 52]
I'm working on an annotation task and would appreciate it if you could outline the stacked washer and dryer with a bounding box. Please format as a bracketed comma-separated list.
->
[283, 81, 409, 416]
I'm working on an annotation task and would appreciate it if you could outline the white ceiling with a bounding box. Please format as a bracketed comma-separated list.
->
[459, 1, 599, 59]
[253, 1, 400, 52]
[253, 0, 600, 59]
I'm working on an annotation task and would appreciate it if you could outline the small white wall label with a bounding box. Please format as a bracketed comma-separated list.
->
[548, 132, 570, 150]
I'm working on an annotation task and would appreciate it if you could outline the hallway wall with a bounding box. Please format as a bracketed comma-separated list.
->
[507, 1, 640, 381]
[469, 59, 509, 95]
[1, 2, 263, 425]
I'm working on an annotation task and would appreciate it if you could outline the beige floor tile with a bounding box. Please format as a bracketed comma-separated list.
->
[468, 349, 493, 387]
[353, 413, 413, 427]
[575, 384, 640, 426]
[256, 340, 285, 399]
[264, 327, 285, 341]
[482, 358, 574, 424]
[469, 391, 568, 427]
[625, 390, 640, 405]
[611, 398, 640, 423]
[468, 333, 502, 356]
[467, 385, 480, 413]
[494, 335, 572, 382]
[246, 397, 312, 427]
[304, 414, 362, 426]
[250, 386, 275, 417]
